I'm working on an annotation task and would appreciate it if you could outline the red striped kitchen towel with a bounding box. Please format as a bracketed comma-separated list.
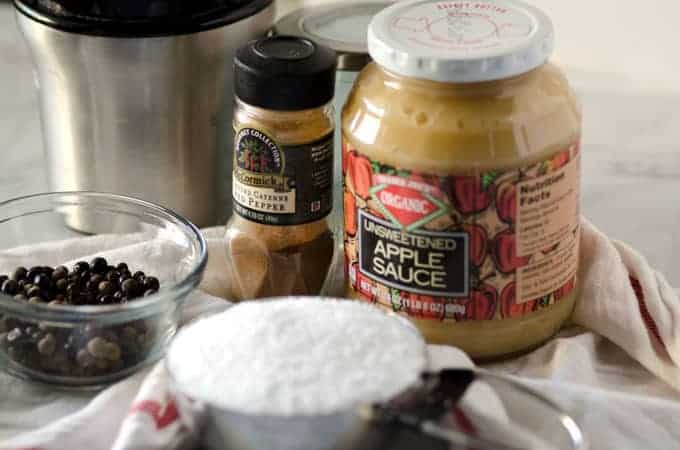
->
[573, 218, 680, 390]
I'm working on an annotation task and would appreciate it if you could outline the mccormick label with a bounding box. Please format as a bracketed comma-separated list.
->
[233, 127, 333, 226]
[343, 138, 580, 321]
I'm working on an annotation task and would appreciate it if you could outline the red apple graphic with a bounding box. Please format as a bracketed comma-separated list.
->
[453, 283, 498, 321]
[463, 223, 488, 267]
[342, 142, 353, 176]
[500, 282, 535, 318]
[451, 175, 494, 215]
[551, 149, 570, 170]
[344, 190, 357, 236]
[496, 181, 516, 224]
[492, 229, 530, 273]
[349, 154, 372, 199]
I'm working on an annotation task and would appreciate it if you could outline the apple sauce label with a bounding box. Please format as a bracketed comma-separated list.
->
[233, 127, 333, 225]
[343, 138, 580, 321]
[358, 211, 468, 296]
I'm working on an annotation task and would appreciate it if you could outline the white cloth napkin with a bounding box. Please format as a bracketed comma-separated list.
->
[2, 218, 680, 450]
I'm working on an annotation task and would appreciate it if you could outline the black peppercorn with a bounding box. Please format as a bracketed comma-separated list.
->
[116, 263, 128, 273]
[26, 286, 42, 299]
[7, 328, 23, 342]
[90, 274, 104, 284]
[26, 269, 40, 282]
[121, 278, 140, 297]
[87, 274, 104, 292]
[2, 279, 19, 295]
[144, 277, 160, 292]
[0, 275, 7, 285]
[55, 278, 68, 292]
[90, 257, 108, 274]
[12, 267, 27, 281]
[106, 271, 120, 283]
[33, 274, 50, 290]
[73, 261, 90, 274]
[53, 265, 68, 278]
[66, 283, 80, 298]
[98, 281, 115, 296]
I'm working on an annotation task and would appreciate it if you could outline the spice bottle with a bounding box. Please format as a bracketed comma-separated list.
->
[223, 36, 337, 300]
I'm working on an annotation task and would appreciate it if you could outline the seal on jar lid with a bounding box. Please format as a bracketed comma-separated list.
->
[367, 0, 554, 82]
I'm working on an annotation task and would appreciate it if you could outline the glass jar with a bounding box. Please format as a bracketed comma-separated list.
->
[224, 36, 337, 300]
[342, 0, 582, 360]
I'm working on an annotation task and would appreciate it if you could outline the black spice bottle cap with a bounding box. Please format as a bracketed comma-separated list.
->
[234, 35, 337, 111]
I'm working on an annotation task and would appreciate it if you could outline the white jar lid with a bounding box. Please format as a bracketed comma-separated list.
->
[367, 0, 554, 83]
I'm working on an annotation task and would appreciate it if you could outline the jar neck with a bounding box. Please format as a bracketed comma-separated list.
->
[378, 64, 542, 97]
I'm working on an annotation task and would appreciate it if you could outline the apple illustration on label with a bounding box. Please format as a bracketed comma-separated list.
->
[451, 175, 494, 215]
[463, 223, 488, 267]
[500, 281, 535, 318]
[496, 181, 516, 224]
[452, 283, 498, 321]
[492, 229, 530, 273]
[344, 190, 357, 236]
[550, 149, 570, 171]
[348, 152, 373, 199]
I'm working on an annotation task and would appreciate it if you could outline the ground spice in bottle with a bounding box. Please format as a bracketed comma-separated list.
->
[223, 36, 337, 300]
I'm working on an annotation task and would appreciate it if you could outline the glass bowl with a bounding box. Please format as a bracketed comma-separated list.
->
[0, 192, 207, 388]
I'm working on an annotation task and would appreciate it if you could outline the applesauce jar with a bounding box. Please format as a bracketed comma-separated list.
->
[342, 0, 581, 360]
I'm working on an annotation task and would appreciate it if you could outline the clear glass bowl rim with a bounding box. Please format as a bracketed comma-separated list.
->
[0, 191, 208, 323]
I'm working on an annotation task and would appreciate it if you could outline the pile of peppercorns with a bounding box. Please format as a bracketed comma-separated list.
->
[0, 258, 162, 382]
[0, 257, 160, 306]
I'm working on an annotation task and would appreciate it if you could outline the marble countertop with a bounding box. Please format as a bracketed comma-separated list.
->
[1, 1, 679, 288]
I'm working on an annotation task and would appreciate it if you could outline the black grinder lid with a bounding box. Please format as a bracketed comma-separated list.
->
[14, 0, 272, 37]
[234, 35, 337, 111]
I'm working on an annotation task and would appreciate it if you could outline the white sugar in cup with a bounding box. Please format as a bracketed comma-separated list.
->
[166, 297, 428, 450]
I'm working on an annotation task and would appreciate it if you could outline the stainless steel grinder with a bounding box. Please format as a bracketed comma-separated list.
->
[14, 0, 275, 227]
